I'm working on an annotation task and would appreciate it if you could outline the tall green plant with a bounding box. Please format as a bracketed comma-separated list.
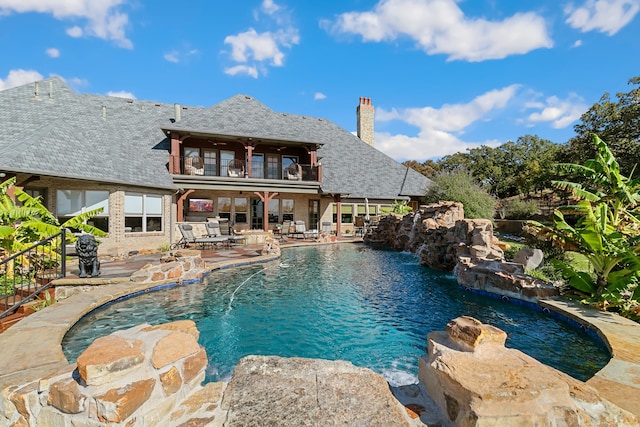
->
[526, 135, 640, 317]
[0, 177, 106, 278]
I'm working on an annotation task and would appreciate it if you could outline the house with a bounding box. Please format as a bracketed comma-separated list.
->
[0, 77, 431, 255]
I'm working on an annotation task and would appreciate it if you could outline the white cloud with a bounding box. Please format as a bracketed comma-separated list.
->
[224, 65, 259, 79]
[106, 90, 135, 99]
[374, 85, 519, 160]
[0, 0, 133, 48]
[46, 47, 60, 58]
[323, 0, 552, 61]
[223, 2, 299, 78]
[572, 39, 583, 47]
[523, 94, 588, 129]
[0, 69, 43, 90]
[163, 48, 198, 63]
[314, 92, 327, 100]
[66, 25, 83, 37]
[565, 0, 640, 35]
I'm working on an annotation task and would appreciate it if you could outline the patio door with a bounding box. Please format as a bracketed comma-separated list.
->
[308, 199, 319, 230]
[251, 198, 263, 230]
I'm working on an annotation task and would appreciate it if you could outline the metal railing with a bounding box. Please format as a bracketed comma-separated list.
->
[176, 156, 319, 181]
[0, 230, 66, 319]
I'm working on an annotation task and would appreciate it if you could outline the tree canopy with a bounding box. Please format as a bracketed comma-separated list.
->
[563, 76, 640, 177]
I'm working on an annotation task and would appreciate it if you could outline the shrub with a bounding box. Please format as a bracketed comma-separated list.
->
[425, 170, 495, 219]
[501, 198, 540, 219]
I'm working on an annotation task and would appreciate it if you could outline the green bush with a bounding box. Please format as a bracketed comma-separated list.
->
[425, 170, 495, 219]
[502, 198, 540, 219]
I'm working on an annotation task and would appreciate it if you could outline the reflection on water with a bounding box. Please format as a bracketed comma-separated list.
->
[63, 245, 609, 385]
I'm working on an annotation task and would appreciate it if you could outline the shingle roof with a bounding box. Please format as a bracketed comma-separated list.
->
[0, 78, 431, 198]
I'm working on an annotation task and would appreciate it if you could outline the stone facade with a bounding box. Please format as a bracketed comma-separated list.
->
[419, 316, 638, 426]
[2, 320, 224, 426]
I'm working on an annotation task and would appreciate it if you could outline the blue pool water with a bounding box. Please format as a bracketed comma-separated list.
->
[62, 245, 609, 385]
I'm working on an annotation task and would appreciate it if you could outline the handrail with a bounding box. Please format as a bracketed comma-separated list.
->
[0, 230, 66, 318]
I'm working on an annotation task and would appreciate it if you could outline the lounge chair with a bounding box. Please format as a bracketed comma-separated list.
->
[291, 220, 307, 239]
[209, 220, 245, 246]
[172, 223, 228, 249]
[279, 220, 292, 241]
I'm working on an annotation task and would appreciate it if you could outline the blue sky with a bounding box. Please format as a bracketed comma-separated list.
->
[1, 0, 638, 161]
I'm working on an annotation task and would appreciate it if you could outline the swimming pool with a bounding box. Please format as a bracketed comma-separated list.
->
[62, 244, 609, 385]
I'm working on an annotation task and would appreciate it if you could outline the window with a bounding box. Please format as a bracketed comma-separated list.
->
[251, 154, 264, 178]
[203, 149, 218, 176]
[332, 204, 353, 223]
[24, 188, 47, 206]
[125, 193, 163, 232]
[57, 190, 110, 232]
[234, 197, 247, 224]
[282, 199, 294, 221]
[282, 156, 298, 177]
[218, 197, 231, 220]
[268, 199, 279, 224]
[266, 154, 279, 179]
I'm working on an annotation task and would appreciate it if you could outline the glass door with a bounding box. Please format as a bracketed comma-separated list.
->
[251, 198, 263, 230]
[308, 199, 319, 230]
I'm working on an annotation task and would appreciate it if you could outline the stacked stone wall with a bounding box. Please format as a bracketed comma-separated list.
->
[1, 320, 224, 426]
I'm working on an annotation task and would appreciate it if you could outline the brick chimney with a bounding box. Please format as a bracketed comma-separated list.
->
[356, 97, 374, 146]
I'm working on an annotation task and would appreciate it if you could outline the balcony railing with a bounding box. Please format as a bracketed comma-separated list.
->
[176, 156, 320, 182]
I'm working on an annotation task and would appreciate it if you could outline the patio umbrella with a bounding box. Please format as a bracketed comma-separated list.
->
[364, 198, 370, 221]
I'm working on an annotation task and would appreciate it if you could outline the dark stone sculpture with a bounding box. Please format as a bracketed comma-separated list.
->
[76, 234, 100, 278]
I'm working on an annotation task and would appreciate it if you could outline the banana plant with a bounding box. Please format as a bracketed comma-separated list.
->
[1, 177, 106, 279]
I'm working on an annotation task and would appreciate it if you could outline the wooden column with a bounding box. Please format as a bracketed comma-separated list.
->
[246, 145, 253, 178]
[333, 194, 341, 238]
[176, 189, 194, 222]
[254, 191, 279, 231]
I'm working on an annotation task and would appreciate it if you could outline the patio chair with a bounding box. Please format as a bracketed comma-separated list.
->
[292, 220, 307, 239]
[354, 216, 365, 236]
[227, 159, 244, 177]
[172, 223, 228, 249]
[184, 156, 204, 176]
[279, 220, 292, 241]
[321, 222, 333, 235]
[285, 163, 302, 180]
[210, 220, 245, 246]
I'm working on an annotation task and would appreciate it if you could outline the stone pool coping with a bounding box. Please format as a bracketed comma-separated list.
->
[0, 249, 639, 418]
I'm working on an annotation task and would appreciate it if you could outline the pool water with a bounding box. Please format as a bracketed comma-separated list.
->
[62, 245, 609, 385]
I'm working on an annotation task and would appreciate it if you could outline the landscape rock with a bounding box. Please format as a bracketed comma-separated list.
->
[221, 355, 416, 427]
[513, 247, 544, 270]
[419, 316, 638, 426]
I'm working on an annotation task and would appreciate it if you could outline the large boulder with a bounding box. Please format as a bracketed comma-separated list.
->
[419, 316, 638, 426]
[513, 247, 544, 270]
[221, 355, 419, 426]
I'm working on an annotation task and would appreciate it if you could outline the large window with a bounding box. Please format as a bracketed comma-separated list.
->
[268, 199, 279, 224]
[124, 193, 162, 232]
[218, 197, 231, 220]
[234, 197, 248, 224]
[57, 190, 110, 232]
[282, 199, 294, 221]
[332, 204, 353, 223]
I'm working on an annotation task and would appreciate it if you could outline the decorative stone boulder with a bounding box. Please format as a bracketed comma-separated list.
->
[455, 256, 559, 302]
[418, 316, 638, 426]
[513, 247, 544, 270]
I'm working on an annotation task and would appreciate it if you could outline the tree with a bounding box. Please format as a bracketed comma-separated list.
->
[433, 135, 560, 199]
[425, 170, 495, 219]
[563, 76, 640, 177]
[402, 159, 438, 178]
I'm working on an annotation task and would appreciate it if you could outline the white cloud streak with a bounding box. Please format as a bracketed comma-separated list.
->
[0, 69, 43, 90]
[0, 0, 133, 48]
[375, 85, 519, 160]
[323, 0, 552, 61]
[565, 0, 640, 35]
[314, 92, 327, 100]
[46, 47, 60, 58]
[106, 90, 135, 99]
[523, 94, 588, 129]
[223, 0, 299, 78]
